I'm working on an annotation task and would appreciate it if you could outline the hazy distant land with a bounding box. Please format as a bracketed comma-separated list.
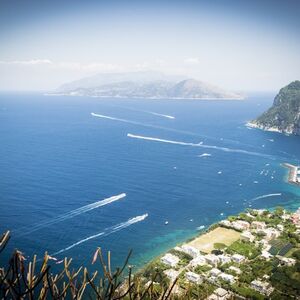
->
[49, 71, 244, 100]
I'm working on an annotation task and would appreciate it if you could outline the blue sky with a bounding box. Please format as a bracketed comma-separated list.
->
[0, 0, 299, 91]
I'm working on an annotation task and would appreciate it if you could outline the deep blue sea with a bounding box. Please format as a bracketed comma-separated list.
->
[1, 92, 300, 272]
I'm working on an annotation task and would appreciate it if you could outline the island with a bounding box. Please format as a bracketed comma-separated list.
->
[49, 71, 244, 100]
[247, 81, 300, 135]
[137, 207, 300, 299]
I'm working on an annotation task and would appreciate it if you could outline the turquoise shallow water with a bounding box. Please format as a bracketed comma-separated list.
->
[0, 92, 300, 271]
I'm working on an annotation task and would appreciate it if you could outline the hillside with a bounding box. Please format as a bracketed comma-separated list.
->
[248, 81, 300, 135]
[50, 71, 243, 100]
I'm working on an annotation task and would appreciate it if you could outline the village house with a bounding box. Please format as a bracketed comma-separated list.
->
[251, 221, 266, 230]
[205, 254, 220, 266]
[250, 280, 274, 296]
[291, 208, 300, 225]
[164, 269, 179, 282]
[207, 287, 231, 300]
[210, 268, 222, 277]
[257, 228, 280, 240]
[261, 250, 273, 260]
[185, 271, 203, 284]
[276, 255, 296, 267]
[219, 220, 231, 227]
[231, 220, 250, 231]
[181, 244, 200, 258]
[231, 254, 246, 263]
[189, 255, 207, 267]
[276, 224, 284, 231]
[218, 254, 231, 265]
[241, 230, 255, 242]
[218, 272, 235, 284]
[161, 253, 179, 267]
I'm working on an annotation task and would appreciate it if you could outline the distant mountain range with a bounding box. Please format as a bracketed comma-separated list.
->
[247, 81, 300, 135]
[50, 71, 244, 100]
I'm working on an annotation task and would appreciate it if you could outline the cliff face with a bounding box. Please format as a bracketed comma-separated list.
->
[249, 81, 300, 135]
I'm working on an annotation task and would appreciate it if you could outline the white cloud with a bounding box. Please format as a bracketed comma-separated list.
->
[184, 57, 200, 65]
[0, 59, 124, 72]
[0, 59, 53, 65]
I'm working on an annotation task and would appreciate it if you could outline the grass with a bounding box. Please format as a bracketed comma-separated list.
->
[187, 227, 241, 253]
[227, 240, 261, 259]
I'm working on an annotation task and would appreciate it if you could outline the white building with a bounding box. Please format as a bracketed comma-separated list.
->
[210, 268, 222, 277]
[205, 254, 220, 266]
[232, 220, 250, 231]
[276, 224, 284, 231]
[218, 273, 235, 284]
[164, 269, 179, 282]
[251, 221, 267, 230]
[276, 256, 296, 266]
[261, 250, 273, 260]
[231, 254, 245, 263]
[219, 220, 231, 227]
[241, 230, 255, 242]
[251, 280, 274, 296]
[207, 288, 231, 300]
[189, 255, 207, 267]
[257, 228, 280, 240]
[218, 254, 231, 265]
[181, 244, 200, 258]
[161, 253, 179, 267]
[185, 271, 203, 284]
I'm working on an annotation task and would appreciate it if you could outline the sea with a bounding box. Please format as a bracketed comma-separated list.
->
[1, 92, 300, 273]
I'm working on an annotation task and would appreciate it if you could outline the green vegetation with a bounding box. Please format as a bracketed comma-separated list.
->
[227, 240, 261, 259]
[271, 262, 300, 298]
[231, 284, 265, 300]
[252, 80, 300, 135]
[213, 242, 226, 250]
[194, 265, 211, 274]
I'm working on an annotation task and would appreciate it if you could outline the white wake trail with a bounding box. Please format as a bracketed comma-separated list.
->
[52, 213, 148, 255]
[127, 133, 275, 159]
[17, 193, 126, 236]
[148, 111, 175, 119]
[251, 193, 282, 201]
[91, 113, 245, 146]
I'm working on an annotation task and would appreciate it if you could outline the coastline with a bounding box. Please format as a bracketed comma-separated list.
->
[137, 206, 300, 299]
[245, 121, 283, 134]
[282, 163, 300, 186]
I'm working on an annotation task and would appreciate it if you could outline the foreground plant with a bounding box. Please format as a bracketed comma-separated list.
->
[0, 231, 176, 299]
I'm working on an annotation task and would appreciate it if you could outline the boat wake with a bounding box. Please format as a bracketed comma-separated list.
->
[127, 133, 275, 159]
[16, 193, 126, 236]
[52, 213, 148, 256]
[91, 113, 253, 148]
[251, 193, 282, 201]
[198, 153, 212, 157]
[148, 111, 175, 119]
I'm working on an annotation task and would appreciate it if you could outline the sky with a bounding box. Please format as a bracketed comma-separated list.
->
[0, 0, 299, 92]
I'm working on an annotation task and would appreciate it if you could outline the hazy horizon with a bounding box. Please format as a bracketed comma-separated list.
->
[0, 0, 300, 92]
